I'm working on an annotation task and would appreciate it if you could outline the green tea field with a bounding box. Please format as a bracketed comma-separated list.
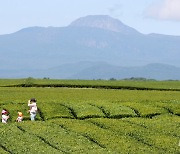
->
[0, 79, 180, 153]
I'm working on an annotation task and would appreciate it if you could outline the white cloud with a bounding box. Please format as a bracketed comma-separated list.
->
[108, 4, 123, 17]
[145, 0, 180, 21]
[108, 4, 122, 13]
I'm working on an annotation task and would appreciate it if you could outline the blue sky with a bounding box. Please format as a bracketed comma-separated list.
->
[0, 0, 180, 35]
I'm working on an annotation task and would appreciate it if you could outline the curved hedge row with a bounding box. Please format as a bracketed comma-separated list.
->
[5, 83, 180, 91]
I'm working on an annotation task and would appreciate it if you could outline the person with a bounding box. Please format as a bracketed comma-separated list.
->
[16, 112, 23, 122]
[28, 98, 38, 121]
[1, 109, 9, 124]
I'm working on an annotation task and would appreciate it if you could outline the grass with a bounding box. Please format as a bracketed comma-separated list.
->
[0, 79, 180, 153]
[0, 78, 180, 90]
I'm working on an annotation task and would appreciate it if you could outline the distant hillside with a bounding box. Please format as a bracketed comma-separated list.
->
[1, 62, 180, 80]
[63, 62, 180, 80]
[0, 15, 180, 79]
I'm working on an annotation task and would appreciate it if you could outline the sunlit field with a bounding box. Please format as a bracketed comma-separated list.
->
[0, 79, 180, 153]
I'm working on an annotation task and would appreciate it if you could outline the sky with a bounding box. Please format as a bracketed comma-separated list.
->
[0, 0, 180, 35]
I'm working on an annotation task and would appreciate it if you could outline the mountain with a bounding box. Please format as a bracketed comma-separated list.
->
[69, 15, 139, 34]
[1, 61, 180, 80]
[69, 62, 180, 80]
[0, 15, 180, 79]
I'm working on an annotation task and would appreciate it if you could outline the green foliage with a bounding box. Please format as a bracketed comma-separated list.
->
[24, 77, 35, 86]
[90, 101, 137, 118]
[109, 78, 116, 81]
[0, 123, 61, 153]
[0, 80, 179, 153]
[0, 78, 180, 90]
[38, 102, 73, 120]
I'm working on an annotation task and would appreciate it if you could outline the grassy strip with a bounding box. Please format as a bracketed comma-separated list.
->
[0, 124, 62, 153]
[50, 119, 160, 153]
[0, 144, 13, 154]
[0, 79, 180, 89]
[89, 118, 179, 153]
[4, 83, 180, 91]
[18, 121, 106, 153]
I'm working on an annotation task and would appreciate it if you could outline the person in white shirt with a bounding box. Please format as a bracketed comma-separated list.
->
[1, 109, 9, 124]
[16, 112, 23, 122]
[28, 98, 38, 121]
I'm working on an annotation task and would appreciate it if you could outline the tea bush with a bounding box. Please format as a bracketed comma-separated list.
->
[0, 80, 179, 153]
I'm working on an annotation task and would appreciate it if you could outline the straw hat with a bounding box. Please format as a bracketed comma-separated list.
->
[18, 112, 23, 117]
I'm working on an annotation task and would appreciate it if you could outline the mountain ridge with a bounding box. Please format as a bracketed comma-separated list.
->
[0, 15, 180, 79]
[0, 62, 180, 80]
[69, 15, 140, 35]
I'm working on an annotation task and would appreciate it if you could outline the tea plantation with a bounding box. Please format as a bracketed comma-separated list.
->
[0, 79, 180, 153]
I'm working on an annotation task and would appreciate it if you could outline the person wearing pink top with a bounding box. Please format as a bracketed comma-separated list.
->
[1, 109, 9, 123]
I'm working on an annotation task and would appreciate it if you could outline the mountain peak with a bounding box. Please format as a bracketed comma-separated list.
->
[69, 15, 139, 34]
